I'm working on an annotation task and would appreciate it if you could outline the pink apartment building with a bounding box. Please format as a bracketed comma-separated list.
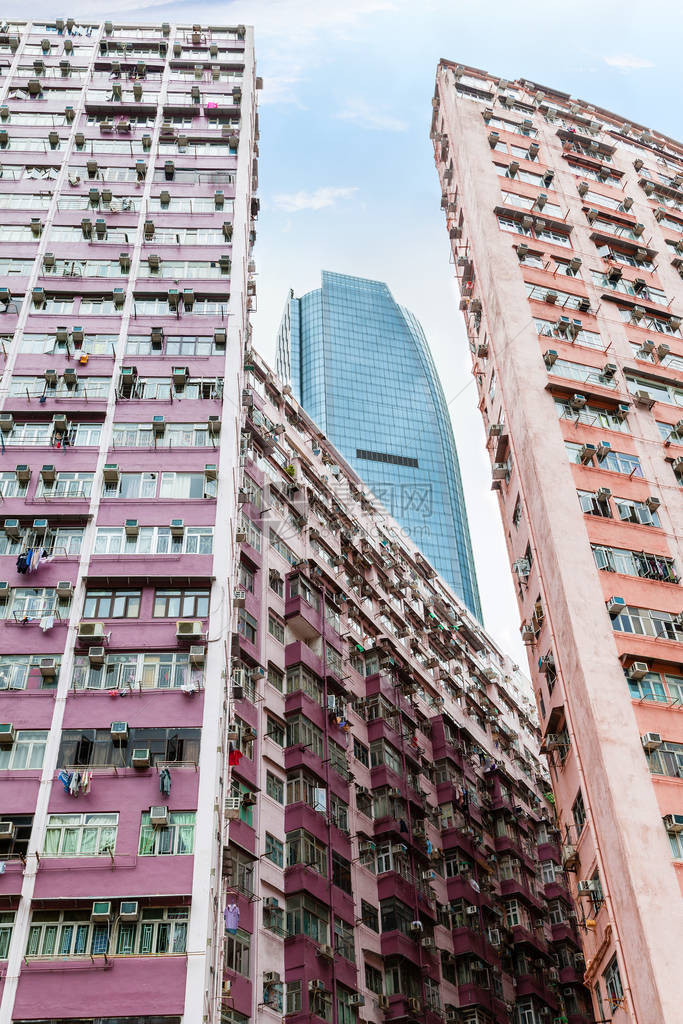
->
[432, 61, 683, 1024]
[0, 17, 258, 1024]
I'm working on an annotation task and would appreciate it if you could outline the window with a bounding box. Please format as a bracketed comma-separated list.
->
[139, 811, 195, 855]
[286, 664, 324, 704]
[572, 790, 586, 832]
[286, 714, 324, 758]
[83, 589, 141, 618]
[93, 526, 213, 556]
[223, 927, 250, 977]
[286, 894, 329, 944]
[266, 715, 285, 746]
[104, 471, 158, 499]
[37, 470, 93, 499]
[26, 906, 188, 958]
[645, 740, 683, 778]
[286, 980, 302, 1015]
[72, 651, 202, 693]
[268, 613, 285, 643]
[0, 654, 61, 690]
[614, 496, 661, 527]
[353, 738, 369, 767]
[612, 604, 683, 641]
[332, 851, 353, 894]
[44, 813, 118, 856]
[0, 913, 14, 959]
[579, 489, 612, 517]
[265, 833, 284, 867]
[269, 570, 284, 597]
[153, 588, 209, 617]
[266, 771, 284, 803]
[287, 828, 327, 875]
[603, 956, 625, 1011]
[237, 608, 257, 644]
[334, 917, 356, 962]
[361, 901, 379, 932]
[58, 728, 201, 768]
[512, 494, 522, 527]
[0, 730, 47, 770]
[267, 664, 284, 691]
[159, 471, 216, 499]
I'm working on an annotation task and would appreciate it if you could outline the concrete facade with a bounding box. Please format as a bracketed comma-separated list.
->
[432, 61, 683, 1024]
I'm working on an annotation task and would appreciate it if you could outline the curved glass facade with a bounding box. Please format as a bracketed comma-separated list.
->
[276, 271, 481, 618]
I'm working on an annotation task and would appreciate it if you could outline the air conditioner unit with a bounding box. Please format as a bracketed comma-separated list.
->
[132, 748, 151, 769]
[189, 645, 206, 666]
[33, 519, 48, 534]
[0, 821, 15, 840]
[263, 898, 280, 911]
[408, 998, 422, 1013]
[596, 487, 611, 502]
[641, 732, 662, 750]
[606, 595, 625, 617]
[0, 414, 13, 433]
[543, 349, 558, 367]
[208, 415, 221, 435]
[634, 389, 655, 409]
[204, 464, 217, 480]
[562, 844, 579, 869]
[150, 805, 169, 828]
[614, 403, 630, 421]
[103, 464, 120, 483]
[465, 905, 478, 916]
[3, 519, 19, 538]
[570, 393, 587, 409]
[84, 648, 107, 674]
[577, 879, 599, 894]
[242, 792, 257, 806]
[91, 901, 111, 922]
[125, 519, 139, 538]
[421, 869, 436, 881]
[378, 995, 390, 1010]
[176, 620, 203, 639]
[264, 970, 281, 985]
[664, 813, 683, 833]
[119, 900, 139, 920]
[110, 721, 129, 744]
[421, 936, 435, 949]
[492, 462, 508, 480]
[0, 724, 15, 747]
[626, 662, 649, 681]
[39, 658, 57, 679]
[78, 621, 105, 641]
[225, 797, 241, 819]
[309, 980, 326, 992]
[595, 441, 611, 462]
[169, 519, 184, 538]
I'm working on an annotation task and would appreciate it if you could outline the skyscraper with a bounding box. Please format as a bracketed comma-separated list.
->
[276, 271, 482, 620]
[0, 17, 258, 1023]
[432, 60, 683, 1024]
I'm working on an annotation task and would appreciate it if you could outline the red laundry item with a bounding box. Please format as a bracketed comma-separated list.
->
[228, 749, 243, 766]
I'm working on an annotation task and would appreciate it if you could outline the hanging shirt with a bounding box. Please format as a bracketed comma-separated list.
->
[228, 749, 243, 767]
[224, 903, 239, 934]
[160, 768, 172, 796]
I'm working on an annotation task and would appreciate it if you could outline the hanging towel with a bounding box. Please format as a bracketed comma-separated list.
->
[40, 615, 55, 632]
[224, 903, 239, 934]
[160, 768, 172, 796]
[228, 749, 242, 767]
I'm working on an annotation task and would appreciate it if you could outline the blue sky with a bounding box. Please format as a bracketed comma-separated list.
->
[11, 0, 681, 662]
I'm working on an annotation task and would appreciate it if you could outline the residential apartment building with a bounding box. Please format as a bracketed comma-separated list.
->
[0, 17, 258, 1024]
[226, 346, 594, 1024]
[275, 271, 482, 620]
[432, 61, 683, 1024]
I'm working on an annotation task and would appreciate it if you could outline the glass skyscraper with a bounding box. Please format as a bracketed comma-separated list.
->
[276, 271, 481, 618]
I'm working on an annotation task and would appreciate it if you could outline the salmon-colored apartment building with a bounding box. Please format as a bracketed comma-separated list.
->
[432, 62, 683, 1024]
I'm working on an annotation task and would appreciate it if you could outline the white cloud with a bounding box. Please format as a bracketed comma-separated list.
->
[604, 54, 655, 70]
[272, 187, 358, 212]
[336, 100, 408, 133]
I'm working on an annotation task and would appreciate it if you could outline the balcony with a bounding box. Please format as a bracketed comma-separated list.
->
[285, 593, 322, 641]
[452, 925, 499, 965]
[515, 972, 559, 1008]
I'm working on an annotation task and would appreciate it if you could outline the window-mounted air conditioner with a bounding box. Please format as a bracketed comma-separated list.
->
[91, 901, 111, 922]
[110, 721, 129, 744]
[77, 621, 105, 641]
[103, 464, 120, 483]
[641, 732, 662, 750]
[663, 813, 683, 833]
[56, 581, 74, 599]
[0, 724, 16, 748]
[225, 797, 241, 819]
[318, 943, 334, 961]
[150, 805, 169, 828]
[3, 520, 19, 539]
[577, 879, 599, 894]
[628, 662, 649, 681]
[88, 646, 105, 666]
[177, 620, 203, 639]
[606, 596, 625, 617]
[132, 748, 151, 769]
[0, 821, 15, 840]
[120, 901, 139, 920]
[39, 658, 57, 679]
